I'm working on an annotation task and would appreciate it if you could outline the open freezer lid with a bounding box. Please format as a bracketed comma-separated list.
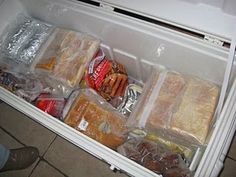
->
[100, 0, 236, 42]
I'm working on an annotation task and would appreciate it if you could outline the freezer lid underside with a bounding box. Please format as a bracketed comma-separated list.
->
[99, 0, 236, 42]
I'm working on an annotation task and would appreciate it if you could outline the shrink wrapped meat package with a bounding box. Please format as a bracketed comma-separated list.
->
[117, 138, 190, 177]
[127, 68, 219, 145]
[32, 28, 100, 88]
[63, 89, 127, 149]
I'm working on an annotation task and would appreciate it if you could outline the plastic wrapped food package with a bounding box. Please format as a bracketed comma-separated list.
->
[0, 69, 25, 92]
[146, 71, 186, 129]
[35, 94, 66, 119]
[15, 77, 45, 102]
[127, 68, 219, 145]
[0, 68, 48, 102]
[63, 89, 127, 149]
[117, 138, 190, 177]
[36, 76, 73, 98]
[170, 77, 219, 144]
[84, 49, 128, 101]
[32, 28, 100, 88]
[126, 68, 163, 128]
[146, 133, 196, 163]
[31, 29, 68, 73]
[0, 15, 53, 70]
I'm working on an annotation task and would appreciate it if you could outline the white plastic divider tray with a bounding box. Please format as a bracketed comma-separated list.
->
[0, 0, 235, 177]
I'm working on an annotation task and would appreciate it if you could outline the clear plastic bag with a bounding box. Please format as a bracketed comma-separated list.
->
[37, 76, 73, 98]
[0, 68, 48, 102]
[126, 66, 164, 128]
[63, 89, 128, 149]
[127, 67, 219, 145]
[139, 71, 186, 129]
[0, 14, 53, 71]
[145, 133, 196, 164]
[15, 77, 45, 102]
[117, 138, 190, 177]
[32, 28, 100, 88]
[170, 77, 219, 145]
[35, 94, 66, 119]
[0, 68, 25, 92]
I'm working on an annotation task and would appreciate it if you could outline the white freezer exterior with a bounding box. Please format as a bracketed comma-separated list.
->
[0, 0, 235, 177]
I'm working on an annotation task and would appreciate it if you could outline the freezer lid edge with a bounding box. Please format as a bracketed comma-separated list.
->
[99, 0, 236, 42]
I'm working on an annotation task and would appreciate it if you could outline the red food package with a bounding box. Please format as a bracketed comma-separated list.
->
[36, 94, 66, 118]
[85, 49, 128, 101]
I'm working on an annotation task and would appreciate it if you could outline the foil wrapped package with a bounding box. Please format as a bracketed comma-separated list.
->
[0, 15, 53, 67]
[118, 84, 143, 117]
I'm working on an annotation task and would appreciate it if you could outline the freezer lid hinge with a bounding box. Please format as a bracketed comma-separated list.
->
[100, 3, 114, 11]
[204, 35, 224, 46]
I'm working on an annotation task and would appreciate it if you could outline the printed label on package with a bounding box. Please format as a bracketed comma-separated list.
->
[78, 118, 89, 131]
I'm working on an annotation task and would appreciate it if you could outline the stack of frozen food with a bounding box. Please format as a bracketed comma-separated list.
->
[127, 70, 219, 145]
[0, 14, 220, 177]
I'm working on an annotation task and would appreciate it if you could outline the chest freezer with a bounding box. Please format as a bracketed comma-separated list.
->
[0, 0, 236, 176]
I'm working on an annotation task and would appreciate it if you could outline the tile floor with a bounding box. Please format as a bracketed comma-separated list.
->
[0, 102, 235, 177]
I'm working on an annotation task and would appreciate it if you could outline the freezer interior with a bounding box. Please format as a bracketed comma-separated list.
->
[0, 0, 235, 177]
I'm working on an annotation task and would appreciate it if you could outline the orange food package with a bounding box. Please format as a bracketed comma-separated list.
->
[64, 89, 127, 149]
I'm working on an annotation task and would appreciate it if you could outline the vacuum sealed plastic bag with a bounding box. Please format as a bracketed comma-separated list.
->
[117, 138, 190, 177]
[0, 15, 53, 71]
[63, 89, 127, 149]
[32, 28, 100, 88]
[127, 68, 219, 145]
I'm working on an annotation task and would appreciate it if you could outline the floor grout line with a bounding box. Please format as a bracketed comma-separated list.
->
[41, 159, 69, 177]
[27, 135, 58, 177]
[42, 135, 58, 158]
[28, 158, 41, 177]
[226, 156, 236, 162]
[0, 126, 26, 146]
